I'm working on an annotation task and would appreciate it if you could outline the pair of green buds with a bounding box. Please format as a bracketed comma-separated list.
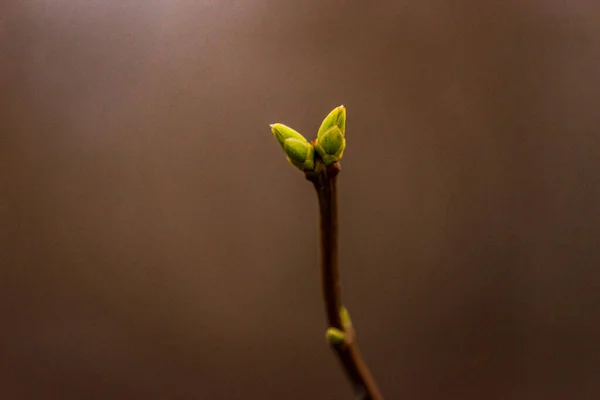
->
[325, 307, 353, 345]
[270, 105, 347, 171]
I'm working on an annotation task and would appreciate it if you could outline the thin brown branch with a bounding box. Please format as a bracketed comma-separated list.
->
[306, 162, 384, 400]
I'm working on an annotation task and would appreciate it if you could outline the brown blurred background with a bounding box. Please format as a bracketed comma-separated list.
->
[1, 1, 599, 399]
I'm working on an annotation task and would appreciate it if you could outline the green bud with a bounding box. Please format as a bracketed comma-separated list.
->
[270, 123, 308, 148]
[284, 138, 315, 170]
[270, 123, 315, 171]
[339, 307, 352, 330]
[325, 327, 346, 345]
[314, 126, 346, 165]
[317, 105, 346, 138]
[271, 123, 315, 171]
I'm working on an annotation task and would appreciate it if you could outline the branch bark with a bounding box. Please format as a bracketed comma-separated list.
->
[306, 162, 383, 400]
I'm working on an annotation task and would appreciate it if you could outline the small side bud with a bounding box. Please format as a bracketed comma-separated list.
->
[339, 307, 352, 330]
[325, 327, 346, 345]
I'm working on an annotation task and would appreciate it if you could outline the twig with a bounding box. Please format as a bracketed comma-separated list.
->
[270, 105, 383, 399]
[306, 162, 384, 400]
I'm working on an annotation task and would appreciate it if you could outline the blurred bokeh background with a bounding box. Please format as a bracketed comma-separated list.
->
[2, 1, 599, 399]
